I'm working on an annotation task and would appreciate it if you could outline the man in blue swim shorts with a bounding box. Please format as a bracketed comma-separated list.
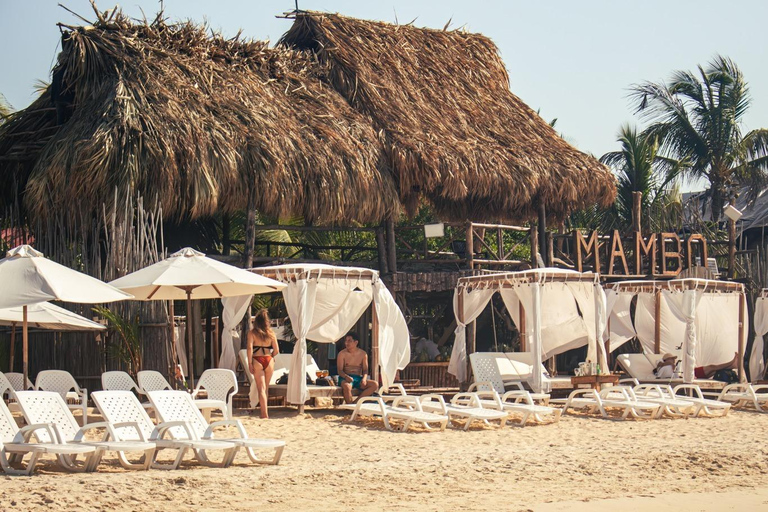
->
[336, 332, 379, 404]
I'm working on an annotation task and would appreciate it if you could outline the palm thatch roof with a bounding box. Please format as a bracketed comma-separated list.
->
[280, 12, 616, 220]
[0, 10, 397, 224]
[0, 7, 614, 225]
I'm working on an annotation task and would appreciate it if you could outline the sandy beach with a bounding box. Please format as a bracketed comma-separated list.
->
[2, 406, 768, 511]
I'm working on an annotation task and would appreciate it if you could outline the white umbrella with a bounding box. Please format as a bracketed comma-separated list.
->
[109, 247, 286, 386]
[0, 302, 106, 372]
[0, 245, 133, 383]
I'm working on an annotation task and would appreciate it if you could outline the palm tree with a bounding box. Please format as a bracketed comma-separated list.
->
[0, 93, 12, 122]
[631, 55, 768, 220]
[599, 124, 684, 231]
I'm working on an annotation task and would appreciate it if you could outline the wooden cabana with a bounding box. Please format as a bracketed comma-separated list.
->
[606, 279, 747, 383]
[449, 268, 608, 392]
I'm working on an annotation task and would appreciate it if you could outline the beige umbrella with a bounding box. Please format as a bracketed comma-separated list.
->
[0, 302, 106, 372]
[0, 245, 132, 383]
[109, 247, 286, 387]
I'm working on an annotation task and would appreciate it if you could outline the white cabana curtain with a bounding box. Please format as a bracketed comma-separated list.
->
[752, 297, 768, 382]
[635, 292, 687, 357]
[694, 294, 741, 369]
[306, 278, 373, 343]
[174, 322, 188, 376]
[219, 294, 253, 371]
[566, 282, 608, 373]
[605, 290, 637, 351]
[283, 277, 318, 405]
[372, 281, 411, 387]
[662, 289, 702, 383]
[447, 286, 494, 382]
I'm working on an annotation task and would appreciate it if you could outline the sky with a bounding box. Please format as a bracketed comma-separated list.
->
[1, 0, 767, 170]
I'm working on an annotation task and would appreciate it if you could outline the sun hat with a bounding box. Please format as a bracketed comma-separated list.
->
[662, 352, 677, 361]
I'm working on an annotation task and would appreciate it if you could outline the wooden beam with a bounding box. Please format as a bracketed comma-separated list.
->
[538, 203, 548, 266]
[386, 219, 397, 274]
[519, 302, 527, 352]
[632, 191, 642, 234]
[466, 222, 474, 270]
[375, 226, 388, 274]
[728, 218, 737, 278]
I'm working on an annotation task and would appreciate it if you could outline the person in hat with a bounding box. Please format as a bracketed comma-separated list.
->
[654, 353, 678, 379]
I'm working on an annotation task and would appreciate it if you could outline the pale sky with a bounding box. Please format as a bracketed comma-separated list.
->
[1, 0, 767, 165]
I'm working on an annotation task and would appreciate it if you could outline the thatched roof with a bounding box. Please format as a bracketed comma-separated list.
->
[0, 8, 614, 225]
[0, 10, 398, 224]
[280, 12, 616, 220]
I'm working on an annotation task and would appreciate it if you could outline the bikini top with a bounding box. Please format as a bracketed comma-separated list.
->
[253, 344, 273, 355]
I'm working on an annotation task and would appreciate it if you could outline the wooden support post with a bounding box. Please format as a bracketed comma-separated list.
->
[375, 226, 388, 274]
[738, 292, 746, 382]
[222, 214, 231, 256]
[605, 317, 613, 370]
[9, 322, 15, 372]
[466, 222, 475, 270]
[169, 300, 177, 383]
[371, 301, 380, 384]
[519, 302, 527, 352]
[547, 232, 554, 268]
[654, 289, 662, 354]
[632, 191, 642, 234]
[457, 290, 466, 388]
[386, 219, 397, 274]
[728, 218, 737, 279]
[186, 292, 195, 388]
[538, 203, 548, 266]
[529, 225, 538, 268]
[243, 187, 258, 269]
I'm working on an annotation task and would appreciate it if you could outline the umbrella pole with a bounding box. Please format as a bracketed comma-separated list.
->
[22, 306, 28, 387]
[168, 300, 178, 382]
[10, 322, 16, 372]
[186, 291, 195, 389]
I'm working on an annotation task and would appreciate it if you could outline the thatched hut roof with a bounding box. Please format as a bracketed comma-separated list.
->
[280, 12, 616, 220]
[0, 8, 614, 225]
[0, 10, 398, 224]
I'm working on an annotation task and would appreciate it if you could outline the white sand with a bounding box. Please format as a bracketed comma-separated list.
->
[2, 407, 768, 511]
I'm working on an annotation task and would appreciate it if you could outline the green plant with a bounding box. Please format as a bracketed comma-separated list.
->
[93, 305, 142, 378]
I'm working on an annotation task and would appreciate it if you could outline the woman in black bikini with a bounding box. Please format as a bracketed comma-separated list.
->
[247, 309, 280, 419]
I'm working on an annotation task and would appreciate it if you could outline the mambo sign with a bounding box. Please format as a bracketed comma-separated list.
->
[571, 230, 708, 277]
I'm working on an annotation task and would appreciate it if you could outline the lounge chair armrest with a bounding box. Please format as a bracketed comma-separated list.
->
[205, 419, 247, 439]
[392, 395, 421, 410]
[16, 423, 57, 443]
[450, 392, 479, 407]
[619, 378, 639, 386]
[111, 421, 148, 442]
[751, 384, 768, 393]
[721, 383, 749, 394]
[502, 380, 525, 391]
[501, 390, 533, 405]
[672, 384, 703, 399]
[467, 381, 495, 393]
[354, 396, 387, 415]
[599, 386, 629, 400]
[75, 421, 112, 442]
[566, 388, 600, 400]
[151, 420, 195, 440]
[418, 394, 447, 413]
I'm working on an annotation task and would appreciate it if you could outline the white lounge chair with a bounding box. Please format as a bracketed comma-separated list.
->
[466, 387, 561, 427]
[148, 390, 285, 465]
[92, 390, 233, 470]
[380, 384, 507, 430]
[563, 386, 661, 419]
[0, 372, 20, 412]
[705, 383, 768, 412]
[340, 396, 449, 432]
[102, 371, 142, 393]
[35, 370, 88, 425]
[671, 384, 730, 417]
[191, 369, 237, 420]
[15, 391, 156, 472]
[137, 370, 173, 393]
[6, 372, 33, 392]
[0, 396, 99, 475]
[469, 352, 550, 404]
[630, 384, 696, 417]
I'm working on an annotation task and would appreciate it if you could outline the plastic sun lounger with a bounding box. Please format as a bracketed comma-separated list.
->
[563, 386, 661, 420]
[671, 384, 730, 417]
[465, 387, 561, 426]
[630, 384, 696, 418]
[705, 383, 768, 412]
[380, 385, 507, 430]
[14, 391, 155, 472]
[469, 352, 551, 404]
[92, 390, 237, 470]
[340, 396, 449, 432]
[191, 369, 238, 420]
[34, 370, 88, 425]
[0, 396, 97, 475]
[148, 390, 285, 466]
[5, 372, 34, 392]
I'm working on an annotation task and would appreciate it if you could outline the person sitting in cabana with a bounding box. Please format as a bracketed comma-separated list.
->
[694, 352, 740, 382]
[336, 332, 378, 404]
